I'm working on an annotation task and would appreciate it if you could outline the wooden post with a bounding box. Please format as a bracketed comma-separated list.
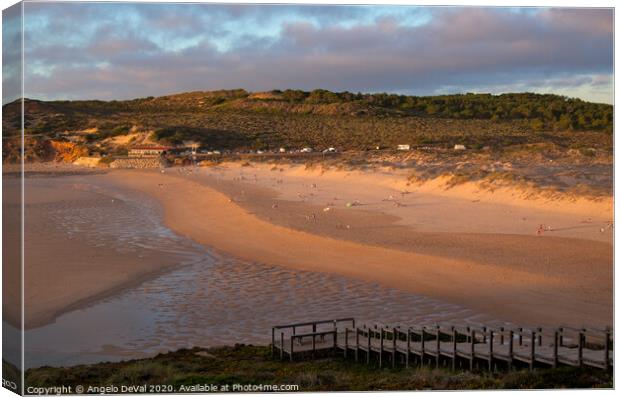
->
[344, 327, 349, 359]
[537, 327, 542, 346]
[577, 330, 583, 366]
[488, 330, 494, 372]
[421, 327, 426, 361]
[529, 330, 536, 371]
[452, 328, 457, 371]
[355, 328, 360, 362]
[271, 328, 275, 357]
[482, 326, 487, 343]
[280, 332, 284, 360]
[604, 327, 611, 371]
[508, 330, 514, 371]
[553, 330, 559, 368]
[312, 333, 316, 359]
[352, 319, 356, 329]
[333, 330, 337, 356]
[470, 329, 475, 371]
[500, 327, 504, 345]
[379, 328, 384, 368]
[435, 326, 440, 368]
[392, 328, 397, 368]
[518, 328, 523, 346]
[290, 335, 294, 362]
[406, 329, 411, 368]
[367, 329, 371, 364]
[559, 327, 563, 347]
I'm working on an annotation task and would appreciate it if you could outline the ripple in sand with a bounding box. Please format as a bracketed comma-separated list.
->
[26, 250, 514, 368]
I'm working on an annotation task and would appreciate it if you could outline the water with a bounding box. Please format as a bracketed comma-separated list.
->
[23, 176, 511, 368]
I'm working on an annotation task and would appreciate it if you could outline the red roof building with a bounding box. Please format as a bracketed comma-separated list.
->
[129, 145, 172, 157]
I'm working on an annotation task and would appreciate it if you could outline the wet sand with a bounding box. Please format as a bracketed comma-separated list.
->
[103, 167, 612, 328]
[26, 254, 514, 368]
[9, 175, 204, 329]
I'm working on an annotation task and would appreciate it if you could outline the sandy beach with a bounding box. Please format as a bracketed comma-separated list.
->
[100, 164, 612, 328]
[11, 160, 612, 336]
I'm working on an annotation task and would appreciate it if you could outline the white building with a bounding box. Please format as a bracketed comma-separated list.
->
[183, 140, 201, 155]
[397, 144, 411, 151]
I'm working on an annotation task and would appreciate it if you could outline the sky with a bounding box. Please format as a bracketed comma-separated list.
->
[2, 2, 614, 104]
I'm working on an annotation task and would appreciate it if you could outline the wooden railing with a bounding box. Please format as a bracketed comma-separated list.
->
[271, 318, 355, 358]
[271, 318, 613, 371]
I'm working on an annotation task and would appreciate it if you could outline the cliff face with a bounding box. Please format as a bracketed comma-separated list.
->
[47, 140, 88, 163]
[2, 137, 88, 164]
[2, 137, 49, 163]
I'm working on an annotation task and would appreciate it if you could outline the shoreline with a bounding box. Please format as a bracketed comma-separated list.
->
[10, 175, 205, 330]
[26, 261, 185, 331]
[103, 168, 612, 328]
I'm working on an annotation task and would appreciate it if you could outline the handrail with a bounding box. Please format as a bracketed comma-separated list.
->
[291, 330, 337, 339]
[273, 317, 355, 330]
[559, 325, 612, 335]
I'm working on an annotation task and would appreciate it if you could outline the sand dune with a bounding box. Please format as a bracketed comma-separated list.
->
[208, 162, 613, 241]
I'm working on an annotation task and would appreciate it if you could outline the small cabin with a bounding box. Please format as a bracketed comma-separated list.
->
[397, 144, 410, 151]
[129, 145, 172, 158]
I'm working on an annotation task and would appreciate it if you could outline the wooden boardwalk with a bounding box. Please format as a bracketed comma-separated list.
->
[271, 318, 613, 372]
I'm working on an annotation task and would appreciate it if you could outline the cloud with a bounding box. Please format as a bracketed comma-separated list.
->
[2, 3, 23, 103]
[16, 4, 613, 103]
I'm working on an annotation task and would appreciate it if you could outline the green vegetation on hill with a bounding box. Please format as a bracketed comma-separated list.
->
[22, 346, 612, 392]
[2, 89, 613, 158]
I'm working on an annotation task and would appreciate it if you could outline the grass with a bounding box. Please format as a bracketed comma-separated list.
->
[21, 345, 612, 392]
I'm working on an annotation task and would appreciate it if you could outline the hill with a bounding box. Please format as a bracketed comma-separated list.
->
[1, 89, 613, 161]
